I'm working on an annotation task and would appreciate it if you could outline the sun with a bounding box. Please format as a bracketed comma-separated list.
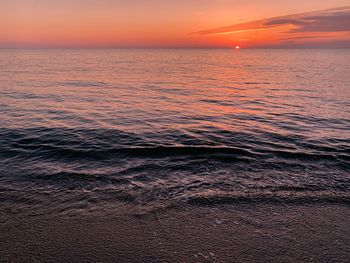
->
[235, 46, 240, 49]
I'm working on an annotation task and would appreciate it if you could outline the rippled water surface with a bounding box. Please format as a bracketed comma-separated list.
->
[0, 49, 349, 215]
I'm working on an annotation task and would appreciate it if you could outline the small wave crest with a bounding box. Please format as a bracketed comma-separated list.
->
[1, 127, 349, 166]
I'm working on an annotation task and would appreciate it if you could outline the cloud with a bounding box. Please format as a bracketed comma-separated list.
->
[192, 6, 350, 40]
[280, 34, 348, 41]
[288, 11, 350, 33]
[264, 19, 306, 27]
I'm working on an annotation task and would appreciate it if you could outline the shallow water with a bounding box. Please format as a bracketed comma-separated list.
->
[0, 49, 349, 215]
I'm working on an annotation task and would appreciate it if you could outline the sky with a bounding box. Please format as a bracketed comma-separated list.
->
[1, 0, 350, 48]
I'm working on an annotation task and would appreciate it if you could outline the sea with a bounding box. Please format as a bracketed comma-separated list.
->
[0, 49, 349, 216]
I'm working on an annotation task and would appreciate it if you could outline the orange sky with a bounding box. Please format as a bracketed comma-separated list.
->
[1, 0, 350, 48]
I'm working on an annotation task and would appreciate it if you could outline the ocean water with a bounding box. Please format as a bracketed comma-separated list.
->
[0, 49, 349, 216]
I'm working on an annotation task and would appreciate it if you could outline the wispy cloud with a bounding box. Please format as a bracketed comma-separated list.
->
[192, 6, 350, 47]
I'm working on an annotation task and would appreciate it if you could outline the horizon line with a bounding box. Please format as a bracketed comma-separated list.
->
[1, 46, 350, 50]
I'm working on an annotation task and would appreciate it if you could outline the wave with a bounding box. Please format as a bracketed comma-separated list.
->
[1, 127, 349, 165]
[186, 192, 350, 206]
[59, 80, 109, 87]
[2, 144, 350, 168]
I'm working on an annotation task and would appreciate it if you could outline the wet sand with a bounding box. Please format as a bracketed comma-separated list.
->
[1, 204, 349, 262]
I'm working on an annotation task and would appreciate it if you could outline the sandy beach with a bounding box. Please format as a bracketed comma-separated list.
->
[1, 203, 349, 262]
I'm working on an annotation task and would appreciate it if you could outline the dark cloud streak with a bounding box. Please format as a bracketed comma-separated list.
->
[193, 6, 350, 47]
[289, 12, 350, 32]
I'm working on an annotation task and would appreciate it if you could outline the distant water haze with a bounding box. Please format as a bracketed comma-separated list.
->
[0, 49, 349, 215]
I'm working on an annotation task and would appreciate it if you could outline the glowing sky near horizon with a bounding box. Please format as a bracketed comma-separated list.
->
[1, 0, 350, 48]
